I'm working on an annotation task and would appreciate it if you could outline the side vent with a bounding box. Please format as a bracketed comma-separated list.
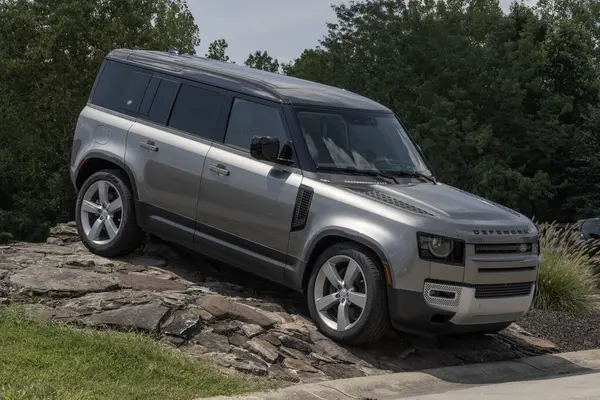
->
[291, 185, 314, 232]
[348, 188, 434, 216]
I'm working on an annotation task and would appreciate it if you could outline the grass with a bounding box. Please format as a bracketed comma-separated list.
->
[0, 308, 278, 400]
[534, 222, 600, 312]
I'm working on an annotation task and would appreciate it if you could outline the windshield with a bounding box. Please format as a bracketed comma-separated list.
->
[295, 109, 432, 176]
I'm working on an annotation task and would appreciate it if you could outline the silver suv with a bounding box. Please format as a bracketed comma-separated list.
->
[70, 48, 540, 344]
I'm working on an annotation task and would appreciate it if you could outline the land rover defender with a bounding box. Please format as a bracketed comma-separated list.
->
[70, 48, 539, 344]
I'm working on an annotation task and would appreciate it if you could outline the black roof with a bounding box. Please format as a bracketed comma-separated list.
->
[106, 49, 391, 112]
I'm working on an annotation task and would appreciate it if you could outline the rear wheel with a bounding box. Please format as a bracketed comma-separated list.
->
[307, 242, 390, 344]
[75, 169, 143, 257]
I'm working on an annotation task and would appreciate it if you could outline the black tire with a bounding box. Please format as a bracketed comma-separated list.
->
[307, 242, 390, 345]
[75, 169, 143, 258]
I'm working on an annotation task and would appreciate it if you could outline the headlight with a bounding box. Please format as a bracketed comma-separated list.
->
[417, 233, 465, 265]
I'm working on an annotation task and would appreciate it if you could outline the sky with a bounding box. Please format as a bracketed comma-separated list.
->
[187, 0, 528, 65]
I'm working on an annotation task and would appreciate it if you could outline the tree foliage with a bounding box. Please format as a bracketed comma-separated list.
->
[244, 50, 280, 72]
[205, 38, 232, 62]
[0, 0, 199, 241]
[2, 0, 600, 242]
[284, 0, 600, 222]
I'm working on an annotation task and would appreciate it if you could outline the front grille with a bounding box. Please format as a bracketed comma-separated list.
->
[475, 243, 533, 254]
[474, 282, 533, 299]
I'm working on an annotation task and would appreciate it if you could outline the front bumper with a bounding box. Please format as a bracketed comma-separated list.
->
[388, 280, 535, 334]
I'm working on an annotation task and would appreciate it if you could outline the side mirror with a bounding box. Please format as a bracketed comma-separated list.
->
[250, 136, 294, 165]
[251, 136, 280, 162]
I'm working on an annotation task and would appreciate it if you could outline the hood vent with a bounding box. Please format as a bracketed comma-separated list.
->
[348, 188, 434, 216]
[343, 180, 388, 185]
[452, 188, 522, 218]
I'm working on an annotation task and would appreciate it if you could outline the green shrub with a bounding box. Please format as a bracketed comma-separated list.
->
[534, 222, 600, 312]
[0, 232, 14, 244]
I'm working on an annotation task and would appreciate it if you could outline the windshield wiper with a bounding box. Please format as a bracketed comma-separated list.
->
[386, 170, 436, 184]
[316, 166, 399, 184]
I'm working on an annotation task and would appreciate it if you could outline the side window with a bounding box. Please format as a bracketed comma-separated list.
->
[147, 79, 180, 125]
[168, 83, 226, 139]
[91, 60, 151, 116]
[224, 98, 288, 151]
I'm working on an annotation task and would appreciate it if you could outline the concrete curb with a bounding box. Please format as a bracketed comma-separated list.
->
[200, 349, 600, 400]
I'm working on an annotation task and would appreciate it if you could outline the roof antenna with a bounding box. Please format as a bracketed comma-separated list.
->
[167, 46, 180, 56]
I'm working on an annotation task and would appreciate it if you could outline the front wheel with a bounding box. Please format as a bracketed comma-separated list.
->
[75, 169, 143, 258]
[307, 242, 390, 345]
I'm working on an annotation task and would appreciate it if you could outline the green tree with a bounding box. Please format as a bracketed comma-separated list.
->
[244, 50, 279, 72]
[0, 0, 199, 241]
[205, 38, 232, 62]
[284, 0, 600, 221]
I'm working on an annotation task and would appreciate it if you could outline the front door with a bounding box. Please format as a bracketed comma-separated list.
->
[126, 76, 230, 248]
[195, 97, 302, 284]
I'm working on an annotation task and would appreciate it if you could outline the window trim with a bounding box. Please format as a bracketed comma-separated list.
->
[93, 57, 310, 170]
[144, 76, 232, 142]
[90, 59, 153, 118]
[220, 96, 299, 167]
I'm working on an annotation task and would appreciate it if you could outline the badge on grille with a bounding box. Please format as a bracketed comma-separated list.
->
[519, 244, 528, 253]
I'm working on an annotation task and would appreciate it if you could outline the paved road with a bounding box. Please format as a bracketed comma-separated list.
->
[399, 372, 600, 400]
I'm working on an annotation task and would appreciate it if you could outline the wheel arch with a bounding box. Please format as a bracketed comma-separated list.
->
[75, 152, 138, 200]
[300, 229, 392, 292]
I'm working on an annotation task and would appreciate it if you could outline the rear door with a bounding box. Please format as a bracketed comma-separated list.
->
[125, 75, 231, 248]
[195, 97, 303, 284]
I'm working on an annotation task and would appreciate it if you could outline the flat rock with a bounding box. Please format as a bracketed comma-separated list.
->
[310, 331, 361, 364]
[282, 357, 318, 373]
[60, 291, 150, 314]
[309, 352, 337, 363]
[279, 346, 308, 361]
[268, 365, 300, 382]
[181, 343, 209, 357]
[240, 323, 264, 338]
[277, 333, 312, 353]
[22, 304, 55, 322]
[127, 255, 166, 268]
[119, 273, 187, 291]
[210, 321, 239, 335]
[317, 363, 365, 379]
[191, 331, 230, 353]
[278, 322, 312, 341]
[502, 326, 559, 352]
[246, 338, 279, 362]
[229, 333, 248, 347]
[162, 309, 199, 337]
[88, 302, 168, 332]
[209, 350, 268, 375]
[10, 267, 120, 294]
[259, 332, 282, 347]
[197, 295, 279, 328]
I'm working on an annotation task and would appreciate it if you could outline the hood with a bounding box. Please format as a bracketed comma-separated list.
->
[346, 182, 528, 224]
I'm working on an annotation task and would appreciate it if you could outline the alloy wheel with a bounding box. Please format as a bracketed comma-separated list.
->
[80, 180, 123, 245]
[313, 255, 367, 331]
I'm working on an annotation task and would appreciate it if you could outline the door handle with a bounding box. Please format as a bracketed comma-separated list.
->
[140, 141, 159, 152]
[209, 164, 230, 176]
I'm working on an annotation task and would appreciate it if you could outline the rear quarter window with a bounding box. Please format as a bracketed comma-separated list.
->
[91, 60, 152, 117]
[167, 83, 228, 140]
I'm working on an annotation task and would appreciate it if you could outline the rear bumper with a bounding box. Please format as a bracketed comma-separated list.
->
[388, 280, 534, 334]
